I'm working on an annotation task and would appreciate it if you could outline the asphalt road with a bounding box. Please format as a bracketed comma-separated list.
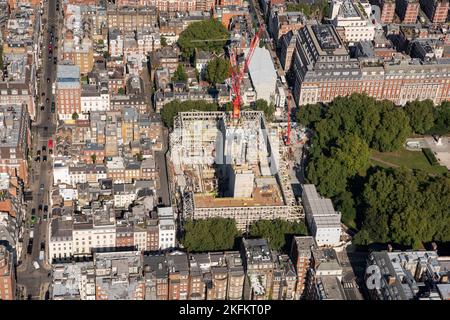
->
[17, 0, 60, 300]
[248, 0, 294, 114]
[155, 127, 171, 207]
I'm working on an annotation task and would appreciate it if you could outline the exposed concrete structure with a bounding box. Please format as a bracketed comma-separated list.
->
[169, 110, 302, 231]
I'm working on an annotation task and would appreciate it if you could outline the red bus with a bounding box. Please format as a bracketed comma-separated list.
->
[48, 138, 53, 149]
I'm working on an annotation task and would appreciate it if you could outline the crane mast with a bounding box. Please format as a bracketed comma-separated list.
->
[229, 26, 264, 119]
[286, 93, 291, 146]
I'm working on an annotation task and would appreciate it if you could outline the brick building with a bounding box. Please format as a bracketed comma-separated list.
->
[292, 22, 450, 107]
[0, 54, 37, 120]
[56, 65, 81, 121]
[0, 246, 15, 300]
[241, 238, 274, 300]
[396, 0, 419, 24]
[167, 251, 190, 300]
[279, 30, 296, 71]
[291, 236, 316, 299]
[420, 0, 449, 24]
[107, 5, 158, 32]
[0, 104, 30, 186]
[115, 225, 135, 248]
[379, 0, 396, 23]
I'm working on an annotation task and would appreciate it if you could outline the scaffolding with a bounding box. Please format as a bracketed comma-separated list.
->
[171, 110, 304, 231]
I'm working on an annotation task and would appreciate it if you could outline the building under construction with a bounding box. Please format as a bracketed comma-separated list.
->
[169, 110, 303, 232]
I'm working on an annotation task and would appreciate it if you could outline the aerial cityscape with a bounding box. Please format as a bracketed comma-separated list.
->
[0, 0, 449, 303]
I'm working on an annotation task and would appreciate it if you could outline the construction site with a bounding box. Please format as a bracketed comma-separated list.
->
[169, 110, 303, 232]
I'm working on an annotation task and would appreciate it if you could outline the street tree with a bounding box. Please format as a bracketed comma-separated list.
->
[161, 36, 168, 47]
[161, 100, 219, 128]
[249, 219, 308, 251]
[205, 57, 231, 85]
[181, 218, 239, 252]
[172, 64, 188, 82]
[404, 100, 435, 134]
[178, 19, 229, 58]
[254, 99, 275, 121]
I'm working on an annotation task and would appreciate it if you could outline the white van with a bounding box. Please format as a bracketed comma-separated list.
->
[33, 261, 40, 270]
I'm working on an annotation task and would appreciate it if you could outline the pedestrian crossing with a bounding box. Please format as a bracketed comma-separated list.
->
[342, 282, 354, 289]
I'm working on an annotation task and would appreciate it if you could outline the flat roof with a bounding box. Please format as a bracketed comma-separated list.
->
[314, 215, 341, 228]
[57, 64, 80, 79]
[194, 185, 284, 208]
[303, 184, 337, 216]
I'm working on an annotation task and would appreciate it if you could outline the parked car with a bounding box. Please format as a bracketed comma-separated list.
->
[42, 155, 47, 162]
[27, 242, 33, 255]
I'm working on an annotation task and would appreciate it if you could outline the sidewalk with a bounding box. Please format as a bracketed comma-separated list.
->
[39, 282, 51, 300]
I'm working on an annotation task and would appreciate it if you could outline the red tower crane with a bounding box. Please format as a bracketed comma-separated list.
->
[229, 26, 264, 119]
[285, 93, 291, 146]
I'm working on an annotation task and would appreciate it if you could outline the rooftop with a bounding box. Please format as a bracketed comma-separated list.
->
[368, 250, 446, 300]
[316, 275, 346, 300]
[302, 184, 338, 217]
[194, 185, 284, 208]
[51, 219, 74, 240]
[0, 104, 27, 148]
[57, 64, 81, 80]
[242, 238, 272, 265]
[311, 24, 342, 51]
[52, 262, 95, 300]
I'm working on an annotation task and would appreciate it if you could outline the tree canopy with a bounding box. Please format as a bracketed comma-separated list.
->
[296, 103, 324, 129]
[429, 101, 450, 135]
[249, 219, 308, 251]
[286, 0, 329, 19]
[301, 93, 450, 248]
[161, 36, 168, 47]
[181, 218, 239, 252]
[254, 99, 275, 121]
[178, 19, 229, 58]
[353, 169, 450, 248]
[404, 100, 435, 134]
[205, 57, 231, 85]
[172, 64, 188, 82]
[161, 100, 219, 128]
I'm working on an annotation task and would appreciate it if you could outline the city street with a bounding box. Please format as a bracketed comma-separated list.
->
[248, 0, 295, 113]
[155, 127, 171, 207]
[16, 0, 60, 300]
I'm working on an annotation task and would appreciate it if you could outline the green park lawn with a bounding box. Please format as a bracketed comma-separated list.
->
[370, 149, 448, 175]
